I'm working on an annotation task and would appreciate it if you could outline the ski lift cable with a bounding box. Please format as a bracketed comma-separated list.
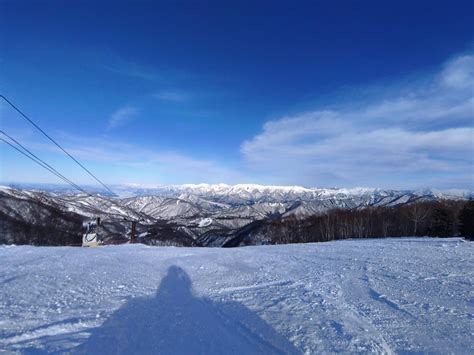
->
[1, 137, 111, 245]
[0, 98, 144, 223]
[0, 95, 115, 196]
[0, 130, 92, 196]
[1, 134, 144, 224]
[2, 131, 147, 222]
[0, 136, 94, 196]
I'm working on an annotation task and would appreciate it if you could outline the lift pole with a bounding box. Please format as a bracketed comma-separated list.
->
[130, 221, 137, 243]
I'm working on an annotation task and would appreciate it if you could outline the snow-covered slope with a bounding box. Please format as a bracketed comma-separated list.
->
[112, 184, 471, 223]
[0, 187, 149, 222]
[116, 183, 472, 202]
[0, 238, 472, 353]
[2, 184, 472, 247]
[11, 183, 471, 201]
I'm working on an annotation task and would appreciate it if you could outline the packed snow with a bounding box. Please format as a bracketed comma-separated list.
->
[198, 218, 213, 227]
[0, 238, 472, 354]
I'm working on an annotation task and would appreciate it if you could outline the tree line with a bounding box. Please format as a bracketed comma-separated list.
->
[265, 200, 474, 245]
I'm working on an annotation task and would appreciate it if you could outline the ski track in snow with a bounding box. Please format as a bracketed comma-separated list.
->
[0, 238, 473, 354]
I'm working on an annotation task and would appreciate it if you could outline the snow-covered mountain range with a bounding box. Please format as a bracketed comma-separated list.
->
[1, 183, 471, 247]
[105, 183, 473, 201]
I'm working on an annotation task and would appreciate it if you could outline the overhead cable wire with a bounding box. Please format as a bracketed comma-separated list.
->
[1, 131, 146, 222]
[0, 137, 89, 194]
[0, 94, 115, 195]
[0, 132, 139, 211]
[0, 132, 93, 196]
[0, 130, 92, 195]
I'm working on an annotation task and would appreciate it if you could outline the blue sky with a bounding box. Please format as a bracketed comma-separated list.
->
[0, 0, 473, 189]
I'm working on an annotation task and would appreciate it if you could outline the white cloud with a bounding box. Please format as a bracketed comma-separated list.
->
[439, 54, 474, 89]
[107, 106, 139, 129]
[154, 90, 189, 102]
[241, 54, 474, 189]
[101, 56, 158, 81]
[39, 133, 246, 185]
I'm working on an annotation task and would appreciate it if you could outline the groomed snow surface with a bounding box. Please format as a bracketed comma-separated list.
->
[0, 238, 472, 354]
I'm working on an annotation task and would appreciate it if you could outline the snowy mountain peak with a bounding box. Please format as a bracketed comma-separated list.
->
[117, 183, 471, 201]
[3, 182, 472, 201]
[176, 183, 314, 195]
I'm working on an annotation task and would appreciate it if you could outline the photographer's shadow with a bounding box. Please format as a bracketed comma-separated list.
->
[74, 266, 300, 355]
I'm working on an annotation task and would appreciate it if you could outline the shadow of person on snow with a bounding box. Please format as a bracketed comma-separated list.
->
[74, 266, 300, 355]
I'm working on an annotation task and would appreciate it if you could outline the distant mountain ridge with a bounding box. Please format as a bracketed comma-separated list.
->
[1, 183, 471, 247]
[6, 182, 471, 200]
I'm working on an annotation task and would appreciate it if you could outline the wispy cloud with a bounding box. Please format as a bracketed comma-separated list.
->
[153, 90, 189, 102]
[241, 53, 474, 189]
[39, 133, 246, 185]
[102, 56, 158, 81]
[100, 55, 198, 84]
[107, 106, 139, 130]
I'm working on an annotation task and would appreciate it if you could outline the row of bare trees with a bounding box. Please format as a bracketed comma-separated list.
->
[265, 200, 469, 245]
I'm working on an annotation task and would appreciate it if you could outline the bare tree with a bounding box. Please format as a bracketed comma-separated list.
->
[405, 202, 431, 235]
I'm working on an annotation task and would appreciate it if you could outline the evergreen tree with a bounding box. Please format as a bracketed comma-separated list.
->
[459, 200, 474, 241]
[430, 206, 453, 237]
